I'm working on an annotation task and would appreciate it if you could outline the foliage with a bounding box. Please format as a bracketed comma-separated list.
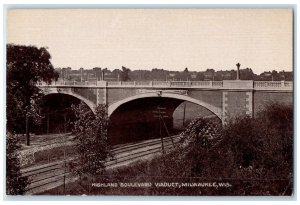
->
[180, 117, 223, 149]
[71, 103, 111, 176]
[6, 132, 28, 195]
[58, 64, 293, 82]
[98, 103, 292, 195]
[182, 103, 293, 195]
[39, 103, 293, 196]
[6, 44, 59, 133]
[121, 66, 131, 81]
[92, 67, 102, 80]
[218, 104, 292, 195]
[178, 117, 227, 178]
[6, 44, 58, 195]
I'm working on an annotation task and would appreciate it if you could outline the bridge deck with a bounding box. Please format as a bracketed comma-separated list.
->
[37, 80, 292, 91]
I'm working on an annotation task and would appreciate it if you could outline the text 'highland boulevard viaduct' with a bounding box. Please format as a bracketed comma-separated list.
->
[38, 79, 293, 125]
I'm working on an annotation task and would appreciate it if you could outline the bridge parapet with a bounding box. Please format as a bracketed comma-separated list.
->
[37, 80, 292, 91]
[254, 81, 292, 90]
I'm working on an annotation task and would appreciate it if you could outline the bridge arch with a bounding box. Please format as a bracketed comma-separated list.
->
[108, 92, 222, 120]
[42, 87, 96, 113]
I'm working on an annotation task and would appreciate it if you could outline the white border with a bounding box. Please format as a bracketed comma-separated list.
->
[0, 1, 299, 205]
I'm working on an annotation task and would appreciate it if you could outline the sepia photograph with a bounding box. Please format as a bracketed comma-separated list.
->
[5, 7, 293, 196]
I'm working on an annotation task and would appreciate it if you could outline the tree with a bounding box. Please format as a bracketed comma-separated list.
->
[271, 70, 280, 81]
[182, 67, 190, 81]
[121, 66, 131, 81]
[71, 103, 111, 178]
[61, 67, 71, 80]
[156, 102, 292, 195]
[112, 69, 122, 81]
[6, 44, 59, 145]
[196, 72, 205, 81]
[219, 104, 292, 195]
[240, 68, 255, 80]
[92, 67, 102, 81]
[6, 132, 28, 195]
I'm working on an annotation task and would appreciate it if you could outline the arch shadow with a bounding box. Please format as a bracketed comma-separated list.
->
[108, 92, 222, 120]
[42, 87, 96, 113]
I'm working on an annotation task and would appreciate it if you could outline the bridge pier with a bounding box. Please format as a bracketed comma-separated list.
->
[221, 81, 254, 124]
[96, 81, 108, 106]
[222, 90, 254, 124]
[222, 91, 228, 125]
[246, 91, 253, 118]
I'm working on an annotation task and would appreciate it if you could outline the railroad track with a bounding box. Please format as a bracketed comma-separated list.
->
[21, 135, 181, 195]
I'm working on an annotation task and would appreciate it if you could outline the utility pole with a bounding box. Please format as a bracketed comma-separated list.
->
[47, 109, 50, 134]
[182, 102, 186, 127]
[159, 115, 164, 154]
[62, 129, 69, 195]
[160, 113, 175, 147]
[26, 115, 30, 146]
[63, 148, 66, 195]
[154, 106, 166, 154]
[153, 106, 175, 154]
[64, 113, 67, 133]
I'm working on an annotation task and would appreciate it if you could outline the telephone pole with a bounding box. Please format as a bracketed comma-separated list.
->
[153, 106, 175, 154]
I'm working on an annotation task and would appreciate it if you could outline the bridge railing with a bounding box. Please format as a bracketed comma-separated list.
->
[191, 81, 210, 87]
[37, 80, 292, 90]
[107, 81, 121, 86]
[212, 81, 223, 87]
[170, 81, 192, 87]
[38, 80, 97, 86]
[153, 81, 171, 87]
[121, 81, 135, 86]
[135, 81, 152, 86]
[284, 81, 293, 87]
[253, 81, 292, 90]
[169, 81, 223, 88]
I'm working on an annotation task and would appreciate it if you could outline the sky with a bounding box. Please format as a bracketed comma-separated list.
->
[6, 9, 293, 74]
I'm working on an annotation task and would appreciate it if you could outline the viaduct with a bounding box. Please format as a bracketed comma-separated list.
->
[38, 80, 292, 144]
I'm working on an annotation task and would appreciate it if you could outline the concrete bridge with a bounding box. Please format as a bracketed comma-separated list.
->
[38, 80, 292, 144]
[38, 80, 292, 120]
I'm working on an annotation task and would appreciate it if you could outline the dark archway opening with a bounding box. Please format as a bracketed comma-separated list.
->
[35, 94, 90, 134]
[108, 97, 219, 145]
[109, 97, 182, 145]
[173, 101, 217, 130]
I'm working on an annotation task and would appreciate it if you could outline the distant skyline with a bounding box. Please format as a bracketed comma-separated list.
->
[6, 9, 293, 73]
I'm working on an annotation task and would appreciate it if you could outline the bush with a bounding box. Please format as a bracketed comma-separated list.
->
[105, 103, 293, 195]
[6, 132, 29, 195]
[199, 103, 292, 195]
[71, 103, 112, 177]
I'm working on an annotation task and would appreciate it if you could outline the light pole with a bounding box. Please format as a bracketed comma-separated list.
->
[236, 63, 241, 80]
